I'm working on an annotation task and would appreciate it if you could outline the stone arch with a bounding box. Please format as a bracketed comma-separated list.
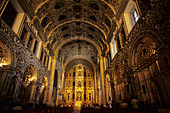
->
[39, 76, 48, 104]
[129, 30, 169, 108]
[0, 30, 15, 67]
[47, 37, 101, 105]
[63, 57, 96, 73]
[18, 64, 38, 104]
[130, 29, 161, 67]
[54, 36, 102, 58]
[21, 60, 39, 81]
[23, 64, 38, 82]
[113, 63, 125, 102]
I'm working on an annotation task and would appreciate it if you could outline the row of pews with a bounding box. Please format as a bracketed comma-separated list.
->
[1, 106, 74, 113]
[80, 108, 156, 113]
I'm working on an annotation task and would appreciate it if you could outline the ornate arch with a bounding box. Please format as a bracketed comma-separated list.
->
[0, 30, 15, 67]
[130, 29, 161, 68]
[22, 63, 38, 82]
[63, 57, 96, 73]
[54, 36, 102, 59]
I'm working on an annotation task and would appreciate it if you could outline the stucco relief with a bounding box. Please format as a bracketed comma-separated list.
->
[57, 40, 97, 66]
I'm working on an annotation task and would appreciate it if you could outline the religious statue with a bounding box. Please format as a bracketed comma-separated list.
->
[78, 81, 81, 87]
[76, 91, 82, 101]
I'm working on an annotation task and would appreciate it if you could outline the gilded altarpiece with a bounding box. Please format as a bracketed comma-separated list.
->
[64, 64, 94, 107]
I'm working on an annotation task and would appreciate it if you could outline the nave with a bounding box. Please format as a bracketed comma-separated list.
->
[0, 0, 169, 113]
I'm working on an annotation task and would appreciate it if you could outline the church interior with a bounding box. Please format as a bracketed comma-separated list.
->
[0, 0, 169, 113]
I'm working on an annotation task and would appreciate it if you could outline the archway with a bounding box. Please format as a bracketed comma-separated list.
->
[132, 37, 166, 110]
[64, 64, 95, 107]
[0, 38, 13, 99]
[114, 65, 125, 103]
[18, 65, 37, 105]
[39, 77, 48, 104]
[47, 38, 102, 105]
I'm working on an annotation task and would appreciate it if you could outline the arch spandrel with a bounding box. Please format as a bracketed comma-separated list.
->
[53, 36, 102, 60]
[64, 58, 96, 74]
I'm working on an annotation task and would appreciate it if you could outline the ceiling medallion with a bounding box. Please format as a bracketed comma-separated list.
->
[76, 22, 81, 25]
[75, 14, 81, 19]
[73, 5, 82, 13]
[89, 16, 97, 21]
[88, 27, 95, 32]
[61, 26, 68, 31]
[58, 15, 66, 21]
[88, 34, 95, 39]
[63, 34, 70, 38]
[54, 2, 64, 9]
[90, 3, 100, 10]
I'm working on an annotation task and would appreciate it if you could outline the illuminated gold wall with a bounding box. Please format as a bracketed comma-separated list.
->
[64, 64, 94, 106]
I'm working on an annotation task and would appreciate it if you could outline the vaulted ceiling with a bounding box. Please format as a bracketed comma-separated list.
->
[27, 0, 124, 69]
[28, 0, 124, 50]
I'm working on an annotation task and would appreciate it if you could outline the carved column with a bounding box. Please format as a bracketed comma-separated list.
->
[55, 70, 61, 106]
[25, 32, 30, 47]
[35, 41, 42, 59]
[109, 42, 114, 59]
[61, 71, 65, 94]
[47, 58, 56, 105]
[94, 72, 98, 103]
[48, 56, 52, 71]
[33, 85, 40, 104]
[43, 86, 48, 104]
[30, 38, 36, 51]
[96, 64, 101, 105]
[119, 33, 124, 48]
[29, 81, 36, 103]
[99, 56, 106, 105]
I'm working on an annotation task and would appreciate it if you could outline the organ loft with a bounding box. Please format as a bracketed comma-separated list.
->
[0, 0, 169, 113]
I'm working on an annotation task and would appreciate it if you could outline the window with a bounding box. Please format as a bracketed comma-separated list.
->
[1, 2, 17, 27]
[40, 51, 44, 62]
[124, 0, 138, 33]
[27, 35, 33, 49]
[43, 55, 46, 66]
[110, 37, 117, 59]
[33, 40, 37, 54]
[84, 72, 86, 77]
[133, 9, 139, 22]
[20, 26, 27, 43]
[117, 36, 121, 49]
[121, 27, 126, 45]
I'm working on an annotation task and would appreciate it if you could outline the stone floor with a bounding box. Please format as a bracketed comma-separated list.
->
[73, 107, 81, 113]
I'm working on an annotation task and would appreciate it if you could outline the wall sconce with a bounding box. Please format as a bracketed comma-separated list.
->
[0, 64, 3, 68]
[29, 77, 33, 81]
[24, 75, 32, 84]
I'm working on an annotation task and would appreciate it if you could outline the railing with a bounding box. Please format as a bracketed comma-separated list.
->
[0, 17, 51, 75]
